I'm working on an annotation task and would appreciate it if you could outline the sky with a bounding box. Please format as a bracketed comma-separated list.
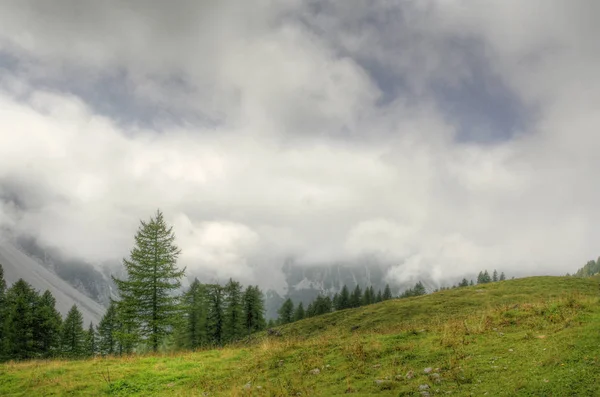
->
[1, 0, 600, 290]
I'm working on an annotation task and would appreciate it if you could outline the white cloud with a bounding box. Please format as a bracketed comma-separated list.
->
[1, 1, 600, 290]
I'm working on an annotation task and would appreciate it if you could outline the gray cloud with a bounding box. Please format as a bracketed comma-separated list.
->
[1, 1, 599, 290]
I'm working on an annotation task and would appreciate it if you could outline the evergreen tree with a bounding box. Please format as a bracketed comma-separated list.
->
[113, 210, 185, 352]
[2, 279, 39, 360]
[61, 305, 85, 358]
[242, 286, 266, 335]
[499, 272, 506, 281]
[0, 264, 7, 357]
[183, 279, 207, 349]
[85, 322, 97, 357]
[469, 279, 474, 286]
[277, 298, 294, 325]
[375, 290, 383, 303]
[492, 270, 499, 282]
[382, 284, 392, 300]
[267, 318, 276, 328]
[458, 278, 469, 287]
[114, 297, 139, 354]
[331, 293, 340, 311]
[293, 302, 305, 321]
[338, 285, 350, 309]
[34, 290, 62, 357]
[223, 279, 244, 343]
[362, 287, 372, 306]
[206, 284, 224, 346]
[482, 270, 492, 283]
[350, 285, 362, 308]
[98, 301, 118, 356]
[305, 302, 315, 318]
[477, 271, 484, 284]
[312, 295, 332, 315]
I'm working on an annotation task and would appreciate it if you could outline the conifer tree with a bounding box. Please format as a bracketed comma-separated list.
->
[114, 297, 139, 354]
[350, 285, 362, 308]
[499, 272, 506, 281]
[98, 301, 118, 356]
[338, 285, 350, 309]
[293, 302, 305, 321]
[458, 278, 469, 287]
[492, 270, 499, 282]
[242, 286, 265, 334]
[113, 210, 185, 352]
[223, 279, 244, 343]
[85, 322, 97, 357]
[305, 302, 315, 318]
[3, 279, 40, 359]
[375, 290, 382, 303]
[206, 284, 224, 346]
[61, 305, 85, 358]
[470, 279, 474, 286]
[0, 264, 6, 357]
[332, 292, 340, 310]
[267, 318, 276, 328]
[277, 298, 294, 325]
[34, 290, 62, 357]
[183, 279, 207, 349]
[382, 284, 392, 300]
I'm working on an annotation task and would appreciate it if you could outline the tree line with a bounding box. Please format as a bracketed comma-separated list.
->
[0, 266, 94, 360]
[0, 210, 268, 361]
[273, 269, 508, 326]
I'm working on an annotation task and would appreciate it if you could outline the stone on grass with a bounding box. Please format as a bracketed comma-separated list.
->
[406, 370, 415, 379]
[309, 368, 320, 375]
[419, 384, 430, 391]
[423, 367, 433, 374]
[243, 382, 252, 390]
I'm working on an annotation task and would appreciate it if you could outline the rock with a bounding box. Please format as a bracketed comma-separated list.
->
[267, 328, 282, 337]
[406, 370, 415, 379]
[419, 384, 430, 391]
[374, 379, 385, 385]
[372, 364, 381, 369]
[421, 392, 431, 397]
[431, 373, 440, 379]
[243, 382, 252, 390]
[423, 367, 433, 374]
[257, 386, 263, 389]
[508, 349, 514, 352]
[309, 368, 320, 375]
[325, 364, 331, 369]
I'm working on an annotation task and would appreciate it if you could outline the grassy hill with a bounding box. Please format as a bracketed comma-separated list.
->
[1, 276, 600, 396]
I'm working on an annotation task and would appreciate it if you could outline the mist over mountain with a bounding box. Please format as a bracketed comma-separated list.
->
[0, 238, 105, 325]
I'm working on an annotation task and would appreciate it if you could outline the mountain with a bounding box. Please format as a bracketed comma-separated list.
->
[0, 239, 106, 325]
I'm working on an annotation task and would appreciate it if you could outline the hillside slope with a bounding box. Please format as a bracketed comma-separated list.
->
[0, 239, 105, 325]
[1, 276, 599, 396]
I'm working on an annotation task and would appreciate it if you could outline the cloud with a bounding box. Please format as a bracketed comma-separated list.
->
[1, 1, 600, 290]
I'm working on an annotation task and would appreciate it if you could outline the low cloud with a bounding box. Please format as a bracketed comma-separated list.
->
[1, 1, 600, 290]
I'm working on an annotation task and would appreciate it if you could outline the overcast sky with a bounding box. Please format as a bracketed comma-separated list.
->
[1, 1, 599, 289]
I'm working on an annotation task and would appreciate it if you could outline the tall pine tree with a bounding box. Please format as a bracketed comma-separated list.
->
[0, 264, 6, 358]
[61, 305, 85, 358]
[98, 301, 118, 356]
[223, 279, 244, 343]
[242, 286, 265, 335]
[182, 279, 208, 349]
[113, 210, 185, 352]
[3, 279, 39, 360]
[382, 284, 392, 300]
[277, 298, 294, 325]
[206, 284, 224, 346]
[293, 302, 305, 321]
[34, 290, 62, 358]
[85, 322, 97, 357]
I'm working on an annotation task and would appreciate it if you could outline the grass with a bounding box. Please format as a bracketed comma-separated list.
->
[1, 276, 600, 396]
